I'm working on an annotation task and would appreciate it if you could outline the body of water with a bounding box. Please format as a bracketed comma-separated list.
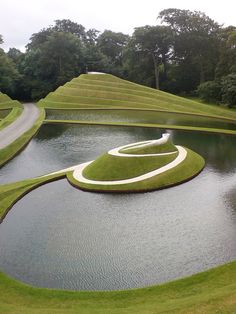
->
[46, 109, 236, 130]
[0, 124, 236, 290]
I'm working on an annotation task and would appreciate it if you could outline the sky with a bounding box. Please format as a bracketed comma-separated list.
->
[1, 0, 236, 51]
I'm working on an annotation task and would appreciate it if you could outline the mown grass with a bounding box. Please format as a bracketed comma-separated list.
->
[83, 152, 177, 181]
[1, 75, 236, 312]
[1, 256, 236, 313]
[0, 107, 23, 130]
[0, 92, 23, 130]
[121, 139, 178, 154]
[0, 92, 21, 108]
[0, 108, 45, 167]
[39, 74, 236, 121]
[69, 148, 204, 192]
[0, 172, 65, 222]
[44, 118, 236, 136]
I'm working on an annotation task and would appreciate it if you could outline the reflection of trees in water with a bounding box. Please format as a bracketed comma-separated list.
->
[35, 124, 236, 174]
[36, 124, 69, 140]
[171, 131, 236, 173]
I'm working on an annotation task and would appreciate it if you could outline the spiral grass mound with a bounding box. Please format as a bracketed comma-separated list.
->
[68, 133, 205, 192]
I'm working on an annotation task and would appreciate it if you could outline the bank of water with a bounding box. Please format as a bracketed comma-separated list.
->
[46, 109, 236, 130]
[0, 124, 236, 290]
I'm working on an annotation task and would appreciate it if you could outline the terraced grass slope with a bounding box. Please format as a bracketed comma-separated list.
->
[0, 92, 22, 131]
[0, 92, 21, 109]
[39, 73, 236, 121]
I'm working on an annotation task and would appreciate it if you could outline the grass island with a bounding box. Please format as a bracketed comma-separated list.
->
[68, 133, 205, 192]
[1, 73, 236, 313]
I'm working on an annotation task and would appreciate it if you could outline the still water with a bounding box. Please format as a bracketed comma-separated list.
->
[47, 109, 236, 130]
[0, 124, 236, 290]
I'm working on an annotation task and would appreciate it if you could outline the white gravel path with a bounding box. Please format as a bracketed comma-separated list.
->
[108, 134, 177, 158]
[72, 145, 187, 186]
[40, 134, 187, 187]
[0, 103, 40, 149]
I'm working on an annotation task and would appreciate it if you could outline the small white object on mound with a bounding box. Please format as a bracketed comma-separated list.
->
[87, 72, 105, 74]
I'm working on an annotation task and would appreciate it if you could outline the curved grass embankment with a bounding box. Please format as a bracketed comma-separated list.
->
[0, 92, 23, 130]
[1, 260, 236, 313]
[0, 107, 23, 131]
[0, 108, 45, 167]
[1, 75, 236, 312]
[44, 118, 236, 136]
[0, 172, 66, 223]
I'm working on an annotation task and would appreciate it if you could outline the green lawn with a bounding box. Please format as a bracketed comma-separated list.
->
[120, 139, 178, 154]
[44, 118, 236, 136]
[1, 260, 236, 313]
[39, 74, 236, 121]
[0, 172, 66, 221]
[0, 92, 23, 130]
[1, 75, 236, 313]
[83, 152, 177, 181]
[69, 148, 204, 192]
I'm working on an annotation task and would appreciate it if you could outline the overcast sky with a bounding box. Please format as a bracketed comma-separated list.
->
[1, 0, 236, 51]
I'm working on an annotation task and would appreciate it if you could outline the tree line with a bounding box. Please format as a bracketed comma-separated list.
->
[0, 8, 235, 106]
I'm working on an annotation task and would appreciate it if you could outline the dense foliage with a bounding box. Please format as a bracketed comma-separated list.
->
[0, 10, 235, 106]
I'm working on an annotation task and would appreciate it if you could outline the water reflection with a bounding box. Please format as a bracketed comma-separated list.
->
[1, 125, 236, 184]
[46, 109, 236, 130]
[0, 173, 236, 290]
[0, 125, 236, 290]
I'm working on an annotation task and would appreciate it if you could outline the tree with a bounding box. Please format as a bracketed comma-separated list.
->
[23, 31, 84, 99]
[0, 35, 3, 45]
[97, 30, 129, 75]
[216, 26, 236, 78]
[131, 25, 173, 89]
[0, 48, 20, 96]
[27, 19, 86, 51]
[53, 19, 86, 41]
[221, 74, 236, 107]
[158, 9, 220, 88]
[197, 81, 222, 103]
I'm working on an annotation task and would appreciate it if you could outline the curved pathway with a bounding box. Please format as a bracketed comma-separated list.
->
[108, 134, 177, 157]
[72, 145, 187, 186]
[0, 103, 40, 149]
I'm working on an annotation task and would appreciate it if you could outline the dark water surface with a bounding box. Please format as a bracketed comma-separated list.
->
[0, 124, 236, 290]
[46, 109, 236, 130]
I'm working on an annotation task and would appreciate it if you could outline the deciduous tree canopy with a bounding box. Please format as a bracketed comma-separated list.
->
[0, 9, 235, 106]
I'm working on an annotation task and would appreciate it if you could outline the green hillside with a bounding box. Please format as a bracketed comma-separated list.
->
[0, 92, 22, 131]
[39, 73, 236, 121]
[0, 92, 21, 109]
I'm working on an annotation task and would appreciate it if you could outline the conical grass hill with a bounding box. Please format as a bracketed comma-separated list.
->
[39, 73, 236, 121]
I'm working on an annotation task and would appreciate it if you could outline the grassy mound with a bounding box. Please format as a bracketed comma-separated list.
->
[83, 152, 178, 181]
[121, 138, 178, 154]
[39, 73, 236, 121]
[68, 136, 205, 192]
